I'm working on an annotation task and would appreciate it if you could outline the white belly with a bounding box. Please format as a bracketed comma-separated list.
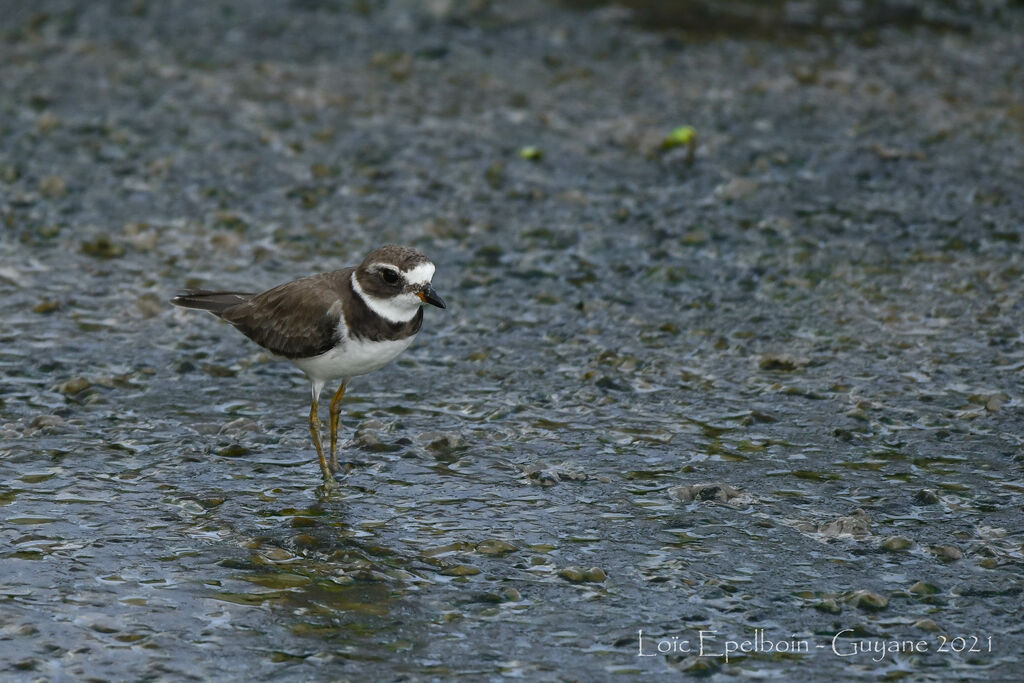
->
[292, 335, 417, 383]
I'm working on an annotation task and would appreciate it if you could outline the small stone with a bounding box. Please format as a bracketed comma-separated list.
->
[441, 564, 481, 577]
[908, 581, 940, 595]
[73, 613, 124, 634]
[818, 509, 872, 538]
[36, 112, 60, 133]
[595, 375, 630, 391]
[930, 545, 963, 562]
[0, 164, 19, 184]
[216, 443, 250, 458]
[353, 427, 382, 450]
[845, 408, 870, 422]
[476, 539, 518, 556]
[178, 499, 205, 515]
[582, 567, 606, 582]
[293, 534, 320, 549]
[526, 467, 560, 486]
[558, 566, 586, 583]
[470, 587, 521, 604]
[669, 482, 742, 503]
[758, 353, 808, 371]
[420, 431, 461, 453]
[310, 163, 338, 179]
[880, 536, 914, 552]
[261, 547, 295, 562]
[714, 176, 759, 201]
[135, 294, 163, 318]
[814, 598, 842, 614]
[388, 52, 413, 80]
[913, 618, 940, 632]
[484, 161, 505, 189]
[518, 145, 543, 161]
[914, 489, 940, 505]
[60, 377, 91, 395]
[985, 394, 1006, 412]
[846, 590, 888, 611]
[661, 125, 696, 151]
[30, 415, 65, 430]
[122, 221, 159, 250]
[33, 299, 60, 314]
[38, 175, 67, 198]
[81, 234, 125, 259]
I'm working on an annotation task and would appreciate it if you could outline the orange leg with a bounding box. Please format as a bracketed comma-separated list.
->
[328, 381, 346, 474]
[309, 397, 336, 488]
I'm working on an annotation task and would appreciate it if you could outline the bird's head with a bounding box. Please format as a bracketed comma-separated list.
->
[353, 245, 446, 323]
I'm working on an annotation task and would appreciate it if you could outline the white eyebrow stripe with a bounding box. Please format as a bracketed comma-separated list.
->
[403, 262, 435, 285]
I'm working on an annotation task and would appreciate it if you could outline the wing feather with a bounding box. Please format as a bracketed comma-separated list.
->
[220, 270, 351, 359]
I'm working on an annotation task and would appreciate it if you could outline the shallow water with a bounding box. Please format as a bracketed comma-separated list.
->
[2, 1, 1023, 680]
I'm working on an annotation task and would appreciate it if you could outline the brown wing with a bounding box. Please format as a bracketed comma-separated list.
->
[220, 269, 351, 359]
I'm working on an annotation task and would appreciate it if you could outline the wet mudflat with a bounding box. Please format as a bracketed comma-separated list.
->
[1, 0, 1022, 680]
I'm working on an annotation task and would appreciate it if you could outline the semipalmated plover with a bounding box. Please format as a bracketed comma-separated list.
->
[171, 245, 446, 489]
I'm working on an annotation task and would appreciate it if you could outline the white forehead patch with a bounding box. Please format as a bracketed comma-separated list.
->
[403, 262, 435, 286]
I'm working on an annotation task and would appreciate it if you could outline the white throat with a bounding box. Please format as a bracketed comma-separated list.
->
[351, 272, 421, 323]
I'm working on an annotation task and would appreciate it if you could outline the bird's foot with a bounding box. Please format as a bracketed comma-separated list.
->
[318, 475, 341, 494]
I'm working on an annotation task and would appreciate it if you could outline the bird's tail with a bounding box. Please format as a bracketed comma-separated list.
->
[170, 290, 254, 316]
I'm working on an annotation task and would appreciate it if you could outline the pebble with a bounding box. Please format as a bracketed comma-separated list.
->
[558, 567, 586, 583]
[814, 598, 841, 614]
[441, 564, 481, 577]
[846, 590, 888, 611]
[558, 566, 606, 583]
[880, 536, 914, 552]
[930, 545, 963, 562]
[421, 431, 462, 453]
[818, 509, 871, 538]
[80, 234, 125, 258]
[758, 353, 808, 371]
[908, 581, 940, 595]
[714, 176, 759, 201]
[500, 588, 522, 602]
[59, 377, 91, 395]
[259, 547, 295, 563]
[39, 175, 67, 198]
[669, 482, 742, 503]
[476, 539, 518, 556]
[30, 415, 65, 430]
[216, 443, 250, 457]
[73, 612, 124, 634]
[33, 299, 60, 314]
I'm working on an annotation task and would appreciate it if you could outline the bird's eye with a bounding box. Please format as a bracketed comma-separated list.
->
[380, 269, 400, 285]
